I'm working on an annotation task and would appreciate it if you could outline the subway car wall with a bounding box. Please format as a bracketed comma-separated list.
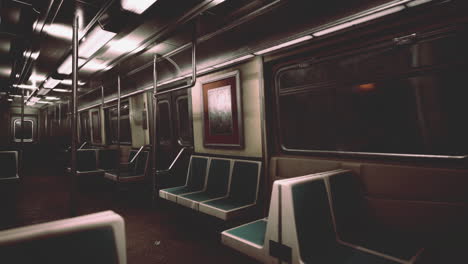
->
[0, 0, 467, 263]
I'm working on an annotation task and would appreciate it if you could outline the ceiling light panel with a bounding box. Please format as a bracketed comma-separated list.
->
[79, 26, 117, 58]
[44, 78, 61, 89]
[121, 0, 158, 14]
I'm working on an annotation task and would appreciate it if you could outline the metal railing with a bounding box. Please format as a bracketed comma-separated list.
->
[156, 146, 192, 174]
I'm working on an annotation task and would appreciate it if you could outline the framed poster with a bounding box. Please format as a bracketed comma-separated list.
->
[201, 70, 243, 148]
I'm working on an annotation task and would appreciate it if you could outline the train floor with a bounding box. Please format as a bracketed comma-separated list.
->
[0, 159, 259, 264]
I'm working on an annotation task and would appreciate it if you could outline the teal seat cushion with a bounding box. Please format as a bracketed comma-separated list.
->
[225, 219, 267, 246]
[202, 197, 252, 211]
[180, 191, 223, 202]
[162, 186, 193, 195]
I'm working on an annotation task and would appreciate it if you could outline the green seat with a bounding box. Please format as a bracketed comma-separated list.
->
[199, 160, 261, 220]
[287, 171, 407, 264]
[224, 219, 267, 246]
[177, 158, 231, 209]
[159, 156, 208, 202]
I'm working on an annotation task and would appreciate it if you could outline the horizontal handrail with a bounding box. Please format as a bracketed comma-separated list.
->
[78, 142, 87, 150]
[156, 146, 192, 174]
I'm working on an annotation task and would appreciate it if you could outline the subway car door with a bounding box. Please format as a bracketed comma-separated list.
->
[156, 89, 193, 172]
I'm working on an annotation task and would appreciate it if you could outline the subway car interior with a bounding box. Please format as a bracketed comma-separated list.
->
[0, 0, 467, 263]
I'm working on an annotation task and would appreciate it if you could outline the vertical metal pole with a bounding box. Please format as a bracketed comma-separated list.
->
[101, 86, 105, 106]
[152, 54, 158, 205]
[70, 16, 79, 216]
[20, 89, 24, 175]
[117, 75, 121, 183]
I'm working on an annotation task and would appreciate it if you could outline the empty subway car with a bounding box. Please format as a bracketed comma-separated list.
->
[0, 0, 467, 263]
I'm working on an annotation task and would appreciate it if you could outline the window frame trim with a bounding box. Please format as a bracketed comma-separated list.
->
[13, 119, 34, 143]
[273, 30, 468, 160]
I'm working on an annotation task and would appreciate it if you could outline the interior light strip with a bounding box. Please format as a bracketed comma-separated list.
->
[213, 54, 255, 68]
[313, 5, 406, 37]
[254, 35, 313, 55]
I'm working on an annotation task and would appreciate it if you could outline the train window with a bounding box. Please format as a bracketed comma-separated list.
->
[105, 102, 132, 144]
[176, 96, 191, 145]
[90, 109, 102, 144]
[275, 30, 468, 157]
[158, 100, 171, 145]
[14, 119, 33, 142]
[79, 112, 91, 143]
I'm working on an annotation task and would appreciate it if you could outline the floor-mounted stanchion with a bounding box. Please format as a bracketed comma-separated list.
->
[70, 15, 79, 216]
[117, 75, 121, 186]
[151, 54, 158, 207]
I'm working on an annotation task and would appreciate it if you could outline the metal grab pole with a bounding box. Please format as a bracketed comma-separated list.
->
[154, 19, 198, 98]
[152, 54, 158, 204]
[20, 89, 24, 175]
[70, 16, 79, 216]
[117, 75, 121, 183]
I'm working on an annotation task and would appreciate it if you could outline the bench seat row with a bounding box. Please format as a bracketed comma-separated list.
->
[67, 149, 149, 183]
[222, 169, 424, 264]
[159, 155, 261, 220]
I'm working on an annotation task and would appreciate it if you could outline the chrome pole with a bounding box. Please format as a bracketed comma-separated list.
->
[152, 54, 158, 204]
[117, 75, 121, 183]
[20, 89, 24, 175]
[70, 15, 79, 216]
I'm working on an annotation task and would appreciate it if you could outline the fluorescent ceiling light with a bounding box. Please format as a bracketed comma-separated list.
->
[121, 0, 158, 14]
[37, 101, 52, 104]
[13, 84, 37, 90]
[37, 88, 52, 96]
[61, 79, 85, 86]
[80, 59, 108, 72]
[53, 88, 71, 93]
[44, 78, 61, 89]
[7, 98, 13, 102]
[406, 0, 432, 7]
[58, 55, 86, 75]
[79, 26, 116, 58]
[10, 95, 22, 98]
[254, 35, 313, 55]
[43, 23, 84, 40]
[109, 38, 141, 54]
[213, 54, 255, 68]
[45, 96, 60, 101]
[313, 5, 406, 37]
[26, 102, 36, 106]
[30, 97, 41, 103]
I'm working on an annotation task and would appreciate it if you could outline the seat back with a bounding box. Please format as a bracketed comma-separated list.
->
[98, 149, 119, 170]
[205, 158, 231, 196]
[281, 170, 349, 264]
[0, 151, 18, 179]
[228, 160, 261, 204]
[0, 211, 126, 264]
[77, 150, 98, 171]
[134, 151, 149, 176]
[185, 156, 209, 191]
[127, 150, 138, 171]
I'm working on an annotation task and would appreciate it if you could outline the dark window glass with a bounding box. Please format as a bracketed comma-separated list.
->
[79, 112, 90, 142]
[176, 96, 191, 144]
[14, 119, 33, 142]
[91, 110, 102, 143]
[105, 102, 132, 144]
[158, 101, 171, 145]
[276, 30, 468, 157]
